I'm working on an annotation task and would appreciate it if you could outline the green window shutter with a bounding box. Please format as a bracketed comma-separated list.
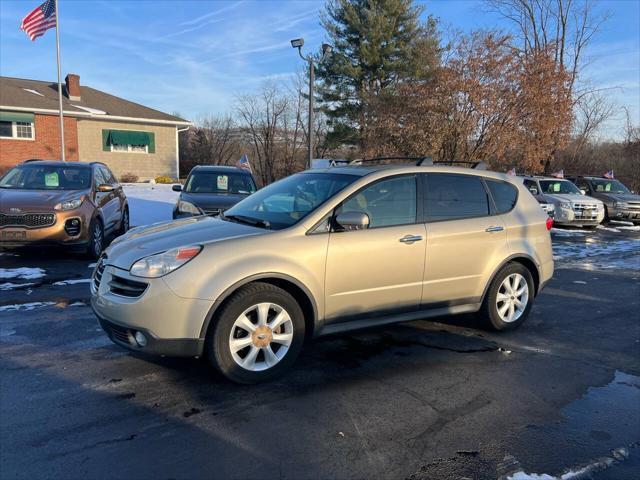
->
[148, 132, 155, 153]
[0, 111, 35, 123]
[102, 130, 110, 151]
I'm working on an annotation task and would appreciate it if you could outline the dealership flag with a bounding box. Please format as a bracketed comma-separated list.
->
[20, 0, 56, 41]
[603, 170, 614, 179]
[550, 170, 564, 179]
[236, 154, 253, 173]
[506, 167, 516, 176]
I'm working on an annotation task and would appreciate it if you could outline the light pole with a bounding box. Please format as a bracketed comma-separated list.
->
[291, 38, 332, 169]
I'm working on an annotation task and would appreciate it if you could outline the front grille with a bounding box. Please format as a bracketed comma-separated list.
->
[92, 257, 106, 292]
[0, 212, 55, 229]
[626, 202, 640, 211]
[108, 274, 148, 298]
[572, 203, 599, 219]
[109, 323, 133, 345]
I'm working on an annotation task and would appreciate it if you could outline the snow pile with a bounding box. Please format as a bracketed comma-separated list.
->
[122, 183, 180, 227]
[0, 267, 45, 280]
[553, 238, 640, 270]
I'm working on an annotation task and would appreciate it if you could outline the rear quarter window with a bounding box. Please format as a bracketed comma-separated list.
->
[424, 173, 491, 222]
[486, 180, 518, 214]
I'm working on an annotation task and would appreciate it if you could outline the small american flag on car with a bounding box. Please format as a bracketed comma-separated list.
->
[506, 167, 516, 176]
[236, 154, 253, 173]
[550, 169, 564, 179]
[21, 0, 57, 41]
[603, 170, 614, 179]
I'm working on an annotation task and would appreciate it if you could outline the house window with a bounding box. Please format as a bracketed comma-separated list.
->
[103, 129, 155, 154]
[0, 120, 35, 140]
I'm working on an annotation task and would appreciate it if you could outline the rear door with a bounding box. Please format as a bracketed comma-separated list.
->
[324, 174, 426, 323]
[421, 173, 508, 305]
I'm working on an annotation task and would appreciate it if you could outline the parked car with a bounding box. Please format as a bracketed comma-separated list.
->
[91, 164, 554, 383]
[568, 176, 640, 224]
[0, 160, 128, 258]
[538, 201, 555, 218]
[521, 175, 604, 228]
[172, 165, 257, 219]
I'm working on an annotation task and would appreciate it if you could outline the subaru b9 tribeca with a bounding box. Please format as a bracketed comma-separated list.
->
[91, 165, 554, 383]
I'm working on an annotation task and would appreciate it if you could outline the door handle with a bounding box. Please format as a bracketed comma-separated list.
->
[399, 235, 423, 244]
[485, 226, 504, 232]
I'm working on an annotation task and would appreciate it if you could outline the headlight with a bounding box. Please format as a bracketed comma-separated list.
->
[55, 197, 83, 211]
[560, 202, 572, 210]
[177, 200, 202, 215]
[130, 245, 202, 278]
[614, 201, 629, 209]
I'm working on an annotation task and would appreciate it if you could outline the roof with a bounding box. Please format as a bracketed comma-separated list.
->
[305, 164, 514, 181]
[0, 76, 190, 126]
[192, 165, 252, 174]
[17, 160, 93, 168]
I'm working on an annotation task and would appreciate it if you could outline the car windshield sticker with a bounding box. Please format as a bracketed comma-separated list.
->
[553, 183, 560, 192]
[217, 175, 228, 190]
[45, 172, 59, 187]
[605, 183, 611, 191]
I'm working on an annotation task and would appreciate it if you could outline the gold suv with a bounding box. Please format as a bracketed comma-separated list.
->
[0, 160, 128, 259]
[91, 163, 554, 383]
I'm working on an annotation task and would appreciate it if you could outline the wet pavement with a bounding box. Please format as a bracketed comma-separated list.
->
[1, 226, 639, 479]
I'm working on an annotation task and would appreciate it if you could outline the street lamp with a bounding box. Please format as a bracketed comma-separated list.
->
[291, 38, 332, 169]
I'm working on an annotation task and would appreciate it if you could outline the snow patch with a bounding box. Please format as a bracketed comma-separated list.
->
[88, 263, 97, 268]
[618, 225, 640, 231]
[597, 225, 620, 232]
[572, 281, 587, 284]
[553, 238, 640, 270]
[0, 282, 36, 291]
[52, 278, 92, 286]
[551, 228, 587, 237]
[0, 267, 45, 280]
[122, 183, 180, 227]
[0, 302, 55, 312]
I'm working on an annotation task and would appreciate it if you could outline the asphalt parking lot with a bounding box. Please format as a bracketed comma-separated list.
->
[1, 227, 639, 480]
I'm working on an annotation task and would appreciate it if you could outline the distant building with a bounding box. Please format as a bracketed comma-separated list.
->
[0, 74, 191, 180]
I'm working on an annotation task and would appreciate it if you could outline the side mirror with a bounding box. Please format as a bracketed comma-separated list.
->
[529, 187, 538, 196]
[97, 183, 114, 192]
[172, 184, 182, 192]
[580, 189, 586, 195]
[335, 211, 370, 231]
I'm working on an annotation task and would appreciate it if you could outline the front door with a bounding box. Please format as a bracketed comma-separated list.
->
[324, 175, 426, 323]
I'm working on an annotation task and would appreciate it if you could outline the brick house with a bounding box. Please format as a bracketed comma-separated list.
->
[0, 74, 191, 180]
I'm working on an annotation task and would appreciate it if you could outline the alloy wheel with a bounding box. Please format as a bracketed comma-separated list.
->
[93, 224, 103, 256]
[496, 273, 529, 323]
[228, 302, 294, 371]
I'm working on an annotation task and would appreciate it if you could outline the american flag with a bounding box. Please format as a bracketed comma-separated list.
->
[236, 154, 252, 173]
[550, 169, 564, 179]
[506, 167, 516, 176]
[21, 0, 57, 41]
[603, 170, 614, 179]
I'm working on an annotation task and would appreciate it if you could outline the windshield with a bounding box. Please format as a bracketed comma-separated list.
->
[539, 180, 582, 195]
[590, 179, 630, 194]
[0, 165, 91, 190]
[184, 171, 256, 194]
[223, 172, 358, 230]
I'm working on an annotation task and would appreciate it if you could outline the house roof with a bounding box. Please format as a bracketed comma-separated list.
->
[0, 76, 191, 126]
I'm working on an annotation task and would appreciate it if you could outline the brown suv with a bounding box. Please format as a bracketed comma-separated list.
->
[0, 160, 128, 258]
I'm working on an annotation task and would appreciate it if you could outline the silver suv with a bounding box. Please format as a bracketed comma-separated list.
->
[521, 175, 604, 228]
[91, 164, 554, 383]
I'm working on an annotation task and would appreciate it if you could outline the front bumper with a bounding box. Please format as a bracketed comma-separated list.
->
[0, 206, 92, 249]
[553, 207, 604, 226]
[90, 263, 212, 357]
[610, 208, 640, 223]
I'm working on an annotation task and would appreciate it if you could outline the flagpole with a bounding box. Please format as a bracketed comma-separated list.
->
[54, 0, 65, 162]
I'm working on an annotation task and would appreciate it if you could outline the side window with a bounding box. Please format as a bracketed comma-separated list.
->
[424, 174, 490, 222]
[523, 179, 538, 194]
[101, 166, 117, 184]
[486, 180, 518, 214]
[339, 175, 417, 228]
[94, 167, 108, 186]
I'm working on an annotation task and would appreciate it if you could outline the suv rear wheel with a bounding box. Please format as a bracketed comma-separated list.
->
[207, 282, 305, 384]
[481, 262, 534, 331]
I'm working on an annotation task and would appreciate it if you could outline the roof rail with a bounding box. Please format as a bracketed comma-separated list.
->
[348, 156, 433, 166]
[22, 158, 44, 163]
[432, 160, 487, 170]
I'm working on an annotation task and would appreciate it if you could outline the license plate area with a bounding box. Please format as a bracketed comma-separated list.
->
[1, 230, 27, 240]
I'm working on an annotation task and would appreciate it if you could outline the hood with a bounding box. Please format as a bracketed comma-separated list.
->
[180, 192, 249, 211]
[105, 215, 266, 270]
[594, 192, 640, 203]
[0, 188, 89, 212]
[543, 193, 602, 205]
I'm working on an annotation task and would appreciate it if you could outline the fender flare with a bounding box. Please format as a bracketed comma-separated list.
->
[198, 272, 319, 339]
[480, 253, 542, 304]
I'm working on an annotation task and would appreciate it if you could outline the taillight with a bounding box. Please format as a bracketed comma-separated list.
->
[546, 217, 553, 231]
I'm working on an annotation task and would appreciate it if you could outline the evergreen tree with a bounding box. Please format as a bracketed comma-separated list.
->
[317, 0, 440, 154]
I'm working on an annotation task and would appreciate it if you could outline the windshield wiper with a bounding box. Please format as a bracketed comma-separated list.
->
[222, 213, 271, 229]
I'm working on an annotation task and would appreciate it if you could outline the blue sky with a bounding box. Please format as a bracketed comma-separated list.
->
[1, 0, 638, 139]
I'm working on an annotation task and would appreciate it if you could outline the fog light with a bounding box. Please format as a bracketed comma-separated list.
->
[134, 331, 147, 347]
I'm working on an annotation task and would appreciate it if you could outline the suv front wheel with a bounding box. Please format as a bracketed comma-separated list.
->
[481, 262, 534, 331]
[207, 282, 305, 384]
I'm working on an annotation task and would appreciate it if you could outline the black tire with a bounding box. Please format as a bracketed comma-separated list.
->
[118, 206, 129, 236]
[206, 282, 306, 384]
[86, 218, 104, 260]
[480, 262, 535, 331]
[603, 206, 610, 224]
